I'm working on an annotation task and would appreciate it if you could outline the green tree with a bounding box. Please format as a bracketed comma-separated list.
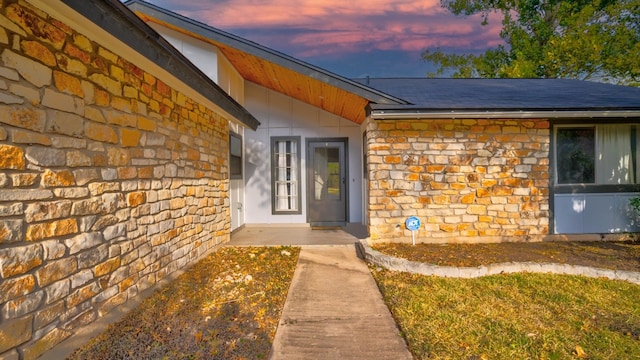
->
[424, 0, 640, 85]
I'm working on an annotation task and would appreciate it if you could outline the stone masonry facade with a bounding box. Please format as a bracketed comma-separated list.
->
[366, 119, 550, 243]
[0, 1, 232, 358]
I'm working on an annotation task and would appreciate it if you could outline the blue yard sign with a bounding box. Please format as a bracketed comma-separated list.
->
[405, 216, 421, 231]
[405, 216, 421, 245]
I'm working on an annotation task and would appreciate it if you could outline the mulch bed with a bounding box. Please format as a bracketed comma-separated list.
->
[373, 241, 640, 272]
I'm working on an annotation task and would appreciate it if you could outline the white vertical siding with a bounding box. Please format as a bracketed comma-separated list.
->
[554, 193, 640, 233]
[217, 49, 244, 105]
[244, 82, 364, 225]
[147, 23, 245, 107]
[147, 23, 219, 83]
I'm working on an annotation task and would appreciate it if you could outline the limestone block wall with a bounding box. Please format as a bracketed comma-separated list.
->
[366, 119, 550, 243]
[0, 2, 231, 358]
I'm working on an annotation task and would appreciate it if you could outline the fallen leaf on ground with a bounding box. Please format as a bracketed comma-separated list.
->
[574, 345, 588, 358]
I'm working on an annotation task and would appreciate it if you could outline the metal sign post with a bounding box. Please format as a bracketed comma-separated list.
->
[405, 216, 421, 246]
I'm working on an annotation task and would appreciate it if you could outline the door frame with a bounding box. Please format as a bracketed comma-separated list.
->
[229, 129, 245, 232]
[306, 137, 349, 227]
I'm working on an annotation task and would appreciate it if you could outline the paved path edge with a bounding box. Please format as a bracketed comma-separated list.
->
[357, 239, 640, 285]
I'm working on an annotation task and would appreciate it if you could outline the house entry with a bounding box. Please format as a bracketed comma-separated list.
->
[307, 139, 347, 227]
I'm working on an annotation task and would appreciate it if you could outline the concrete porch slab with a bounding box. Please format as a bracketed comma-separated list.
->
[228, 223, 368, 246]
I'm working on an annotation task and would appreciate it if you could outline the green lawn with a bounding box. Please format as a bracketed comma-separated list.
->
[371, 268, 640, 359]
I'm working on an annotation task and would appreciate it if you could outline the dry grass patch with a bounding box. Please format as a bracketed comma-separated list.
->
[68, 246, 300, 360]
[371, 269, 640, 359]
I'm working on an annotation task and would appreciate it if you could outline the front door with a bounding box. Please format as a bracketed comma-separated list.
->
[307, 139, 347, 227]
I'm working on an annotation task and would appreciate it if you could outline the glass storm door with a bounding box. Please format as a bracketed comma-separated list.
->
[307, 139, 347, 227]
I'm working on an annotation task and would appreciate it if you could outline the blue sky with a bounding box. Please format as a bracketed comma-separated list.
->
[140, 0, 502, 78]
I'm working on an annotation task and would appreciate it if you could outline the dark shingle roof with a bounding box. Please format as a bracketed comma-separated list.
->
[354, 78, 640, 117]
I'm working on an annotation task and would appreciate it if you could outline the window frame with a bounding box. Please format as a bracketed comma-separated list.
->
[552, 121, 640, 194]
[271, 136, 302, 215]
[229, 132, 243, 180]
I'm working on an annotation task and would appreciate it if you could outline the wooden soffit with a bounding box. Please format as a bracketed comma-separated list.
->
[216, 44, 370, 124]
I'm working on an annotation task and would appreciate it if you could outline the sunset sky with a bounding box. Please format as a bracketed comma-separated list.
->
[142, 0, 503, 78]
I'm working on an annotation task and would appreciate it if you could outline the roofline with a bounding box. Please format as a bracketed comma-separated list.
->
[124, 0, 409, 106]
[59, 0, 260, 130]
[370, 109, 640, 120]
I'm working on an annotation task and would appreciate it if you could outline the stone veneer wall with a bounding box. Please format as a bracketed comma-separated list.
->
[366, 119, 550, 243]
[0, 2, 231, 358]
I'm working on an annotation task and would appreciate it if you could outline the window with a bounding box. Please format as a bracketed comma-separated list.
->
[556, 127, 596, 184]
[271, 137, 301, 214]
[229, 132, 242, 179]
[555, 124, 639, 185]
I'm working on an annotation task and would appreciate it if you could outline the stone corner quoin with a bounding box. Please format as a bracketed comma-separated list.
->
[0, 1, 233, 358]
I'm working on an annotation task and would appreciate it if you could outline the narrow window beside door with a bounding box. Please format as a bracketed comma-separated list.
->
[271, 137, 302, 214]
[229, 132, 242, 179]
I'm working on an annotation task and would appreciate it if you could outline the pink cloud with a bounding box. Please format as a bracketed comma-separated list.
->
[148, 0, 503, 57]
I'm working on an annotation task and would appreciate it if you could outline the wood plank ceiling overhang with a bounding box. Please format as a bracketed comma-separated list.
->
[127, 1, 407, 125]
[217, 44, 371, 124]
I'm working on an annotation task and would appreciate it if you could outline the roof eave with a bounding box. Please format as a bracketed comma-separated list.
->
[370, 109, 640, 120]
[61, 0, 260, 130]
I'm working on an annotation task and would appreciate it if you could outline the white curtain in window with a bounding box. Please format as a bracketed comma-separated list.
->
[596, 125, 634, 184]
[275, 140, 297, 211]
[277, 141, 289, 210]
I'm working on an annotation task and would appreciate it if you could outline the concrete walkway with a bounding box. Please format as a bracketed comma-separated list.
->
[268, 246, 412, 360]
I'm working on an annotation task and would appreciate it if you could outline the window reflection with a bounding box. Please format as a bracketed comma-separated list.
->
[314, 147, 340, 200]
